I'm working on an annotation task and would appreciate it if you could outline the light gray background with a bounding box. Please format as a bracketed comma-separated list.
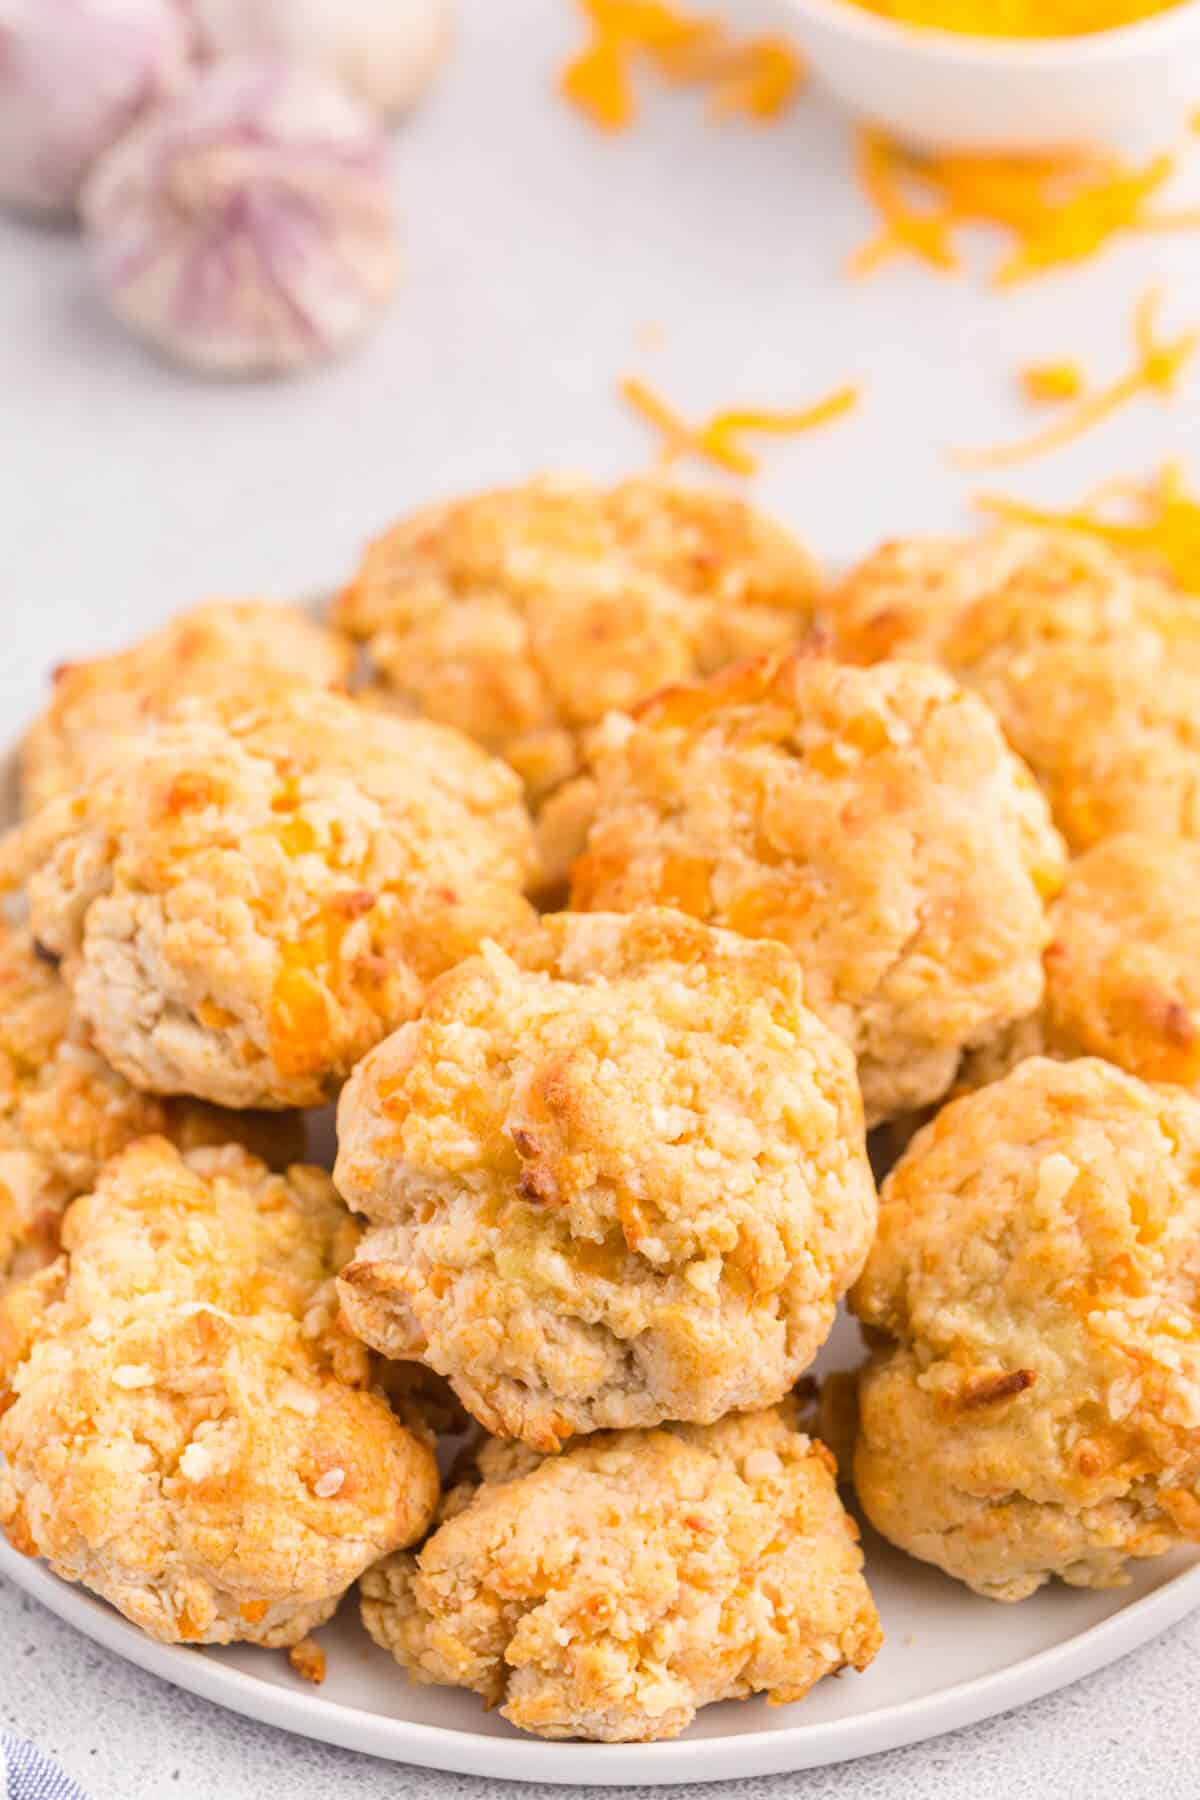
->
[3, 0, 1200, 1793]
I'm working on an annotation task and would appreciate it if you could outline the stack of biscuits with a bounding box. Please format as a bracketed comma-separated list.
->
[2, 479, 1198, 1742]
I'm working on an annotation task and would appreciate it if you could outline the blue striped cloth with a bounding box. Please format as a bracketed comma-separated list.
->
[1, 1737, 87, 1800]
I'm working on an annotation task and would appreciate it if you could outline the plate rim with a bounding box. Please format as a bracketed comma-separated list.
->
[5, 1540, 1200, 1785]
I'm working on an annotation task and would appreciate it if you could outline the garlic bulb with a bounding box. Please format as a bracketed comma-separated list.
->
[81, 56, 401, 378]
[0, 0, 189, 217]
[187, 0, 452, 124]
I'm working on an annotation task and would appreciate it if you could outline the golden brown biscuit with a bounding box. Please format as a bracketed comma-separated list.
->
[852, 1056, 1200, 1601]
[0, 1138, 439, 1646]
[2, 687, 537, 1110]
[827, 527, 1134, 667]
[1041, 834, 1200, 1088]
[20, 599, 354, 816]
[336, 908, 875, 1449]
[569, 651, 1065, 1125]
[0, 922, 299, 1288]
[334, 475, 821, 806]
[361, 1403, 881, 1742]
[946, 833, 1200, 1108]
[830, 527, 1200, 850]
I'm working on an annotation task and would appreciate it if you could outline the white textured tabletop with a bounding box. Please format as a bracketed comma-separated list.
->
[3, 0, 1200, 1794]
[5, 1577, 1200, 1799]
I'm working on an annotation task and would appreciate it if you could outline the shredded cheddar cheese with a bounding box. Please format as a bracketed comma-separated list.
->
[561, 1, 805, 130]
[1020, 361, 1086, 404]
[561, 2, 712, 129]
[620, 375, 859, 474]
[561, 34, 635, 129]
[843, 0, 1182, 36]
[847, 131, 959, 275]
[956, 289, 1197, 470]
[997, 154, 1175, 283]
[690, 36, 802, 120]
[851, 134, 1193, 285]
[979, 463, 1200, 594]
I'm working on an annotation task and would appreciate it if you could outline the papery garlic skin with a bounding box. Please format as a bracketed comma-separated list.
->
[0, 0, 189, 217]
[187, 0, 452, 123]
[80, 56, 401, 378]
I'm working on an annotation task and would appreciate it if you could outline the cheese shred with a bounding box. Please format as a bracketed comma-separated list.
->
[561, 1, 805, 130]
[979, 463, 1200, 594]
[1020, 361, 1086, 404]
[704, 37, 804, 119]
[847, 131, 960, 275]
[955, 289, 1197, 470]
[850, 134, 1193, 284]
[620, 375, 859, 474]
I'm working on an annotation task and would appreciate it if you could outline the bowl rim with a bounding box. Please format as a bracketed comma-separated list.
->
[780, 0, 1200, 69]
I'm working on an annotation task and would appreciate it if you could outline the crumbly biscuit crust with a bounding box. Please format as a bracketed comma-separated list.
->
[830, 528, 1200, 849]
[337, 908, 875, 1448]
[1041, 834, 1200, 1088]
[335, 476, 821, 804]
[570, 651, 1064, 1124]
[852, 1056, 1200, 1600]
[951, 834, 1200, 1104]
[20, 599, 354, 815]
[0, 923, 299, 1286]
[361, 1404, 881, 1741]
[0, 1139, 439, 1645]
[5, 688, 537, 1108]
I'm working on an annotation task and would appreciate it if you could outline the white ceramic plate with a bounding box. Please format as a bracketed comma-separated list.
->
[5, 1308, 1199, 1784]
[3, 650, 1199, 1783]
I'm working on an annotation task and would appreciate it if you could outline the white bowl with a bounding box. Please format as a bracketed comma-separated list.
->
[779, 0, 1200, 152]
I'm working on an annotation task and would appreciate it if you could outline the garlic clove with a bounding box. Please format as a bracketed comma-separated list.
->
[80, 55, 401, 379]
[187, 0, 453, 125]
[0, 0, 189, 218]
